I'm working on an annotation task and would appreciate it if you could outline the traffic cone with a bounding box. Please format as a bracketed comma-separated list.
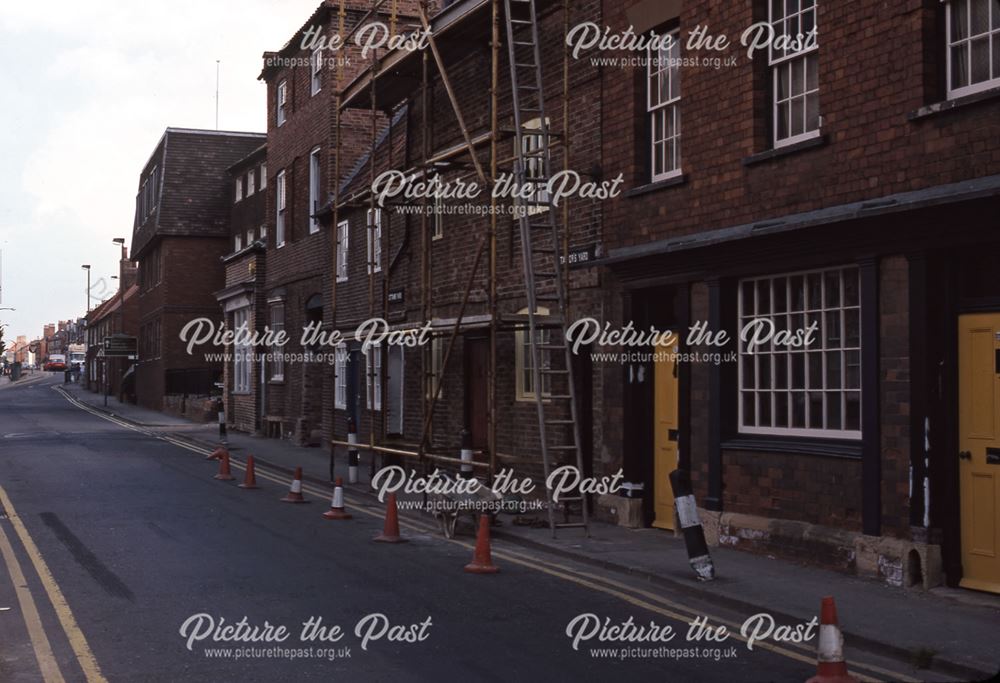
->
[323, 478, 352, 520]
[207, 445, 227, 461]
[806, 597, 859, 683]
[280, 467, 310, 503]
[464, 514, 499, 574]
[238, 455, 259, 489]
[373, 493, 406, 543]
[213, 450, 235, 481]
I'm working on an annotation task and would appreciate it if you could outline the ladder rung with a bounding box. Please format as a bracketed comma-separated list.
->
[541, 369, 569, 374]
[514, 62, 537, 68]
[547, 394, 572, 399]
[538, 344, 566, 350]
[545, 419, 574, 425]
[555, 522, 588, 528]
[552, 496, 584, 502]
[548, 445, 578, 451]
[535, 272, 558, 279]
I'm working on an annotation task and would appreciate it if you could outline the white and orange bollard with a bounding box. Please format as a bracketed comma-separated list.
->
[280, 467, 310, 504]
[323, 478, 352, 520]
[806, 596, 859, 683]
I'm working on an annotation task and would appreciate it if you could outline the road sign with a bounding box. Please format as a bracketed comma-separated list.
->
[104, 335, 137, 357]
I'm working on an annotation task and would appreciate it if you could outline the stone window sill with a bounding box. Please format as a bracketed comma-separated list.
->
[742, 134, 828, 166]
[624, 174, 688, 198]
[907, 87, 1000, 121]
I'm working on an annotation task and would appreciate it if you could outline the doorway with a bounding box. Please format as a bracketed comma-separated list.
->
[653, 339, 679, 531]
[958, 312, 1000, 594]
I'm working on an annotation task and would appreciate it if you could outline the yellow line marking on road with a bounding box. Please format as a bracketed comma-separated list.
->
[0, 512, 66, 683]
[57, 393, 914, 682]
[0, 488, 108, 683]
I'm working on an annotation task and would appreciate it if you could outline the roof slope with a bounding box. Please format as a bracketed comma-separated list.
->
[131, 128, 265, 258]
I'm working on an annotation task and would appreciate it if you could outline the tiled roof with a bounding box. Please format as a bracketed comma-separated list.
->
[131, 129, 266, 259]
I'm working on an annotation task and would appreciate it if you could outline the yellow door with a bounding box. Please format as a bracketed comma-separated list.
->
[958, 313, 1000, 594]
[653, 340, 679, 531]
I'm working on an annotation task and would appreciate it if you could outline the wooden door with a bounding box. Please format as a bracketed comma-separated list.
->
[653, 340, 679, 531]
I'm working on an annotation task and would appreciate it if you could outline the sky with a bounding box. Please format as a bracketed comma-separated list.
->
[0, 0, 320, 346]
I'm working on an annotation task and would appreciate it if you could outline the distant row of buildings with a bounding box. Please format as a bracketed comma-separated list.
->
[3, 320, 84, 369]
[80, 0, 1000, 595]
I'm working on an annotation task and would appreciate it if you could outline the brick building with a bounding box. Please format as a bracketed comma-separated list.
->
[256, 1, 425, 446]
[215, 144, 269, 434]
[85, 244, 139, 400]
[593, 0, 1000, 592]
[131, 128, 267, 412]
[327, 0, 605, 486]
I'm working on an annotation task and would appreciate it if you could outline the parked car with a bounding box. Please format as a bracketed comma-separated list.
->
[44, 354, 67, 372]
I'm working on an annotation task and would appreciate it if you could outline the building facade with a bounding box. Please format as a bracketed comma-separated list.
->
[130, 128, 267, 412]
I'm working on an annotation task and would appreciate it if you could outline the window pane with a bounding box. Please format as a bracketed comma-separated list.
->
[824, 271, 841, 307]
[808, 352, 822, 388]
[808, 391, 823, 427]
[775, 353, 788, 389]
[826, 351, 842, 389]
[845, 392, 861, 430]
[825, 311, 841, 346]
[792, 353, 805, 388]
[743, 392, 756, 426]
[777, 64, 790, 100]
[775, 393, 789, 428]
[791, 98, 805, 136]
[845, 350, 861, 389]
[742, 355, 755, 386]
[759, 393, 772, 426]
[808, 273, 822, 309]
[777, 102, 790, 141]
[757, 281, 771, 315]
[952, 44, 970, 88]
[994, 0, 1000, 29]
[806, 91, 820, 132]
[792, 392, 806, 427]
[772, 0, 783, 20]
[807, 313, 822, 349]
[791, 57, 805, 96]
[826, 393, 842, 431]
[994, 34, 1000, 77]
[952, 0, 969, 41]
[972, 0, 990, 34]
[786, 0, 799, 17]
[791, 276, 805, 310]
[773, 277, 788, 313]
[845, 309, 860, 347]
[971, 37, 991, 82]
[759, 355, 772, 389]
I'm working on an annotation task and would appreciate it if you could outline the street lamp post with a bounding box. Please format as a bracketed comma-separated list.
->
[113, 238, 126, 403]
[81, 265, 91, 313]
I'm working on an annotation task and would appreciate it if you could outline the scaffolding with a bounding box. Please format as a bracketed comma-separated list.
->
[327, 0, 585, 535]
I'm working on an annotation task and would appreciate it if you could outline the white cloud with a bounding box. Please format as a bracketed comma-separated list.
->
[0, 0, 321, 341]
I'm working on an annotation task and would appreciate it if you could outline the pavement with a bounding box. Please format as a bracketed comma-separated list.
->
[29, 377, 1000, 681]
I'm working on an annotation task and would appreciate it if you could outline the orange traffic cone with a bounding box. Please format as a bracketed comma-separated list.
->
[464, 514, 499, 574]
[238, 455, 259, 489]
[806, 597, 859, 683]
[280, 467, 310, 503]
[374, 493, 406, 543]
[213, 450, 235, 481]
[207, 445, 227, 461]
[323, 478, 352, 520]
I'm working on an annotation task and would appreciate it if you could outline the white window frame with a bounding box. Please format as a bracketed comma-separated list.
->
[647, 29, 682, 182]
[260, 224, 268, 240]
[247, 170, 256, 196]
[269, 303, 285, 382]
[246, 228, 254, 246]
[738, 265, 862, 440]
[367, 208, 382, 274]
[515, 307, 552, 401]
[521, 118, 552, 214]
[366, 343, 382, 411]
[769, 0, 820, 148]
[309, 147, 322, 234]
[277, 80, 288, 127]
[336, 219, 349, 282]
[334, 343, 347, 409]
[233, 307, 252, 394]
[260, 164, 268, 190]
[311, 49, 323, 95]
[235, 234, 243, 251]
[276, 170, 287, 248]
[946, 0, 1000, 98]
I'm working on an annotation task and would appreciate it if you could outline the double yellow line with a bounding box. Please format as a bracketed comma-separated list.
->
[0, 486, 107, 682]
[54, 386, 918, 683]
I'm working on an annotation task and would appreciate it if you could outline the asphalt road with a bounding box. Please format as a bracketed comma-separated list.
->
[0, 375, 898, 682]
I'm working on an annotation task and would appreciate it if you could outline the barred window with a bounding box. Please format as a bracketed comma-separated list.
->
[336, 219, 349, 281]
[738, 266, 861, 438]
[770, 0, 820, 147]
[947, 0, 1000, 98]
[648, 29, 681, 181]
[335, 343, 347, 409]
[269, 304, 285, 381]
